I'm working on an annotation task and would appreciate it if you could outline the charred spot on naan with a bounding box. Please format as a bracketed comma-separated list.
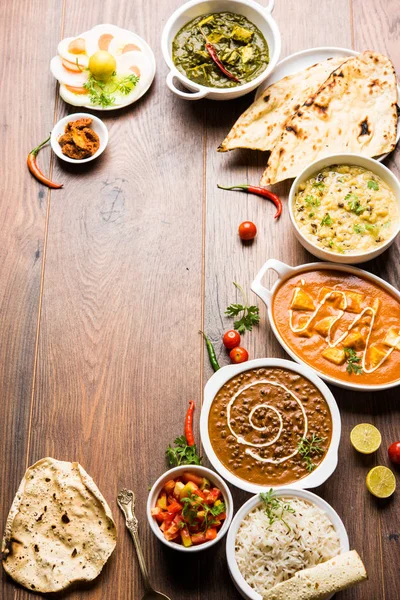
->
[359, 118, 371, 136]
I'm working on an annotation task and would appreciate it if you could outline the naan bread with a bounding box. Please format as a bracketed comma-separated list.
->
[218, 57, 348, 152]
[2, 457, 117, 593]
[263, 550, 367, 600]
[261, 51, 398, 185]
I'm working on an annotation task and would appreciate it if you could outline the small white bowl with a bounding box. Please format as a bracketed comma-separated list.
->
[147, 465, 234, 552]
[161, 0, 281, 101]
[226, 489, 350, 600]
[51, 113, 108, 164]
[289, 153, 400, 264]
[200, 358, 341, 494]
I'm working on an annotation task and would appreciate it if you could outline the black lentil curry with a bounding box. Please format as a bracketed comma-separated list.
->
[208, 367, 332, 486]
[172, 12, 269, 88]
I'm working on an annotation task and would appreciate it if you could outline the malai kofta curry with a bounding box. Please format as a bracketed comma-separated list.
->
[208, 367, 332, 487]
[272, 269, 400, 386]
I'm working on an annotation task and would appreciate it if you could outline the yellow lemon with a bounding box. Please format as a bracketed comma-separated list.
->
[366, 466, 396, 498]
[350, 423, 382, 454]
[88, 51, 116, 81]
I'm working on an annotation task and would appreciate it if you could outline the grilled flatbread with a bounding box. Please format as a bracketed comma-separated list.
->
[261, 51, 398, 185]
[218, 56, 348, 152]
[263, 550, 367, 600]
[2, 457, 117, 593]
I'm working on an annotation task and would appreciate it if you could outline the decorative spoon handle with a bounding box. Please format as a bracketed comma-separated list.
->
[117, 488, 152, 592]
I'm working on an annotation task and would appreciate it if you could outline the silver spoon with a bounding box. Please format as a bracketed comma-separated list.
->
[117, 488, 172, 600]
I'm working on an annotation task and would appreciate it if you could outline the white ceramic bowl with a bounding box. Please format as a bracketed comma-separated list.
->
[161, 0, 281, 100]
[251, 258, 400, 391]
[226, 489, 350, 600]
[200, 358, 341, 494]
[51, 113, 108, 163]
[147, 465, 234, 552]
[289, 153, 400, 264]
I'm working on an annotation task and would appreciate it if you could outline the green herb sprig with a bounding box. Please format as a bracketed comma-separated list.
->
[260, 489, 295, 532]
[297, 434, 326, 472]
[181, 492, 225, 532]
[321, 213, 333, 227]
[225, 282, 260, 334]
[166, 436, 202, 467]
[344, 347, 363, 374]
[345, 194, 365, 215]
[83, 73, 139, 108]
[367, 180, 379, 191]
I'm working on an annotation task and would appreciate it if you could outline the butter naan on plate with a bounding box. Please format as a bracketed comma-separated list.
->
[2, 457, 117, 593]
[262, 51, 398, 185]
[218, 56, 348, 152]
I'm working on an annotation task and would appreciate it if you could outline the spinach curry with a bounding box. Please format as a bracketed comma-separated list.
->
[172, 12, 269, 88]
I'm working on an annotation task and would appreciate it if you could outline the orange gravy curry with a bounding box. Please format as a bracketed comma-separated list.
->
[273, 269, 400, 386]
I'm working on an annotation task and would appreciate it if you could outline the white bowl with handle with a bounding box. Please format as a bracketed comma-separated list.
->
[161, 0, 281, 100]
[251, 258, 400, 391]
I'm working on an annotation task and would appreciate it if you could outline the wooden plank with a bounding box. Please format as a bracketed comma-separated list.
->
[21, 1, 205, 599]
[0, 1, 62, 598]
[350, 2, 400, 598]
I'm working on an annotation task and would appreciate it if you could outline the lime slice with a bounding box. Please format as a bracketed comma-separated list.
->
[350, 423, 381, 454]
[366, 466, 396, 498]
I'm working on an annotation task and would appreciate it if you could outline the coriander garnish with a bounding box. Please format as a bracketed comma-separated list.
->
[367, 180, 379, 191]
[304, 195, 321, 208]
[225, 282, 260, 334]
[181, 492, 226, 532]
[83, 73, 139, 108]
[344, 347, 363, 374]
[345, 194, 365, 215]
[353, 223, 365, 234]
[321, 213, 333, 227]
[260, 489, 295, 532]
[297, 434, 326, 472]
[166, 436, 202, 467]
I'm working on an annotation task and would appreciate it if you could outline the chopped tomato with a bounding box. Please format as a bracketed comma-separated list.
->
[205, 527, 217, 541]
[164, 479, 176, 495]
[164, 523, 180, 541]
[151, 507, 164, 524]
[182, 472, 204, 487]
[204, 488, 221, 505]
[168, 501, 183, 515]
[191, 532, 207, 545]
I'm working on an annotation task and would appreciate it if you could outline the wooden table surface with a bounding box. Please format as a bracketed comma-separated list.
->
[1, 0, 399, 598]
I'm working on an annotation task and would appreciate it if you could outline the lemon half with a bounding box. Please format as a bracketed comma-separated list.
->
[350, 423, 381, 454]
[366, 466, 396, 498]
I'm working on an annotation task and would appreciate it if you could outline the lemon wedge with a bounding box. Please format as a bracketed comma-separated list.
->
[350, 423, 381, 454]
[366, 466, 396, 498]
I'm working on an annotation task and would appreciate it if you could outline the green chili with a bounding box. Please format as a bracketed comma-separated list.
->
[199, 330, 220, 371]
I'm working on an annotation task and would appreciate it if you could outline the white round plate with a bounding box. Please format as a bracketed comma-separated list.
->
[255, 46, 400, 160]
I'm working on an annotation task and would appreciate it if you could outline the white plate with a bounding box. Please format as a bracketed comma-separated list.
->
[255, 46, 400, 159]
[226, 489, 349, 600]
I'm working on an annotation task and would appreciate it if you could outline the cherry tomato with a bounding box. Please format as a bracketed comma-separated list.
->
[388, 441, 400, 464]
[223, 330, 241, 349]
[238, 221, 257, 240]
[229, 347, 249, 364]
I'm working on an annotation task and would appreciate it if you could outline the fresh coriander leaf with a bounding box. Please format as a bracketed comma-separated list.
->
[344, 347, 363, 374]
[367, 180, 379, 191]
[166, 436, 202, 467]
[309, 212, 315, 218]
[346, 194, 365, 215]
[225, 282, 260, 334]
[321, 213, 333, 227]
[365, 223, 377, 232]
[353, 223, 365, 234]
[313, 181, 325, 190]
[304, 195, 321, 208]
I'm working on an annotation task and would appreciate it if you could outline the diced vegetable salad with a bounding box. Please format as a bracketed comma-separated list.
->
[151, 471, 226, 547]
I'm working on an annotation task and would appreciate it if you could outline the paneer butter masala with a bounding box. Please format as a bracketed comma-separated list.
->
[273, 269, 400, 385]
[208, 367, 332, 487]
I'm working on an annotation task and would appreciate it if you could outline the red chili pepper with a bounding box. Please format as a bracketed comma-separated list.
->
[27, 136, 63, 189]
[205, 43, 240, 83]
[217, 184, 282, 219]
[185, 400, 195, 447]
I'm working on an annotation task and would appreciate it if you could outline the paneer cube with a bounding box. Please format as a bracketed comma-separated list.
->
[344, 291, 365, 314]
[322, 346, 346, 365]
[342, 330, 366, 350]
[290, 288, 315, 311]
[383, 327, 400, 349]
[314, 316, 336, 337]
[318, 287, 346, 309]
[368, 344, 389, 368]
[231, 25, 254, 44]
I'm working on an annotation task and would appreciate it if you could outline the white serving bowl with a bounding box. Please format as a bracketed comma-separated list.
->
[51, 113, 108, 163]
[226, 489, 350, 600]
[289, 153, 400, 264]
[200, 358, 341, 494]
[251, 258, 400, 391]
[161, 0, 281, 100]
[147, 465, 234, 552]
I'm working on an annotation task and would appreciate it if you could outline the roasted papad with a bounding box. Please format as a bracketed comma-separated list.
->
[218, 56, 348, 152]
[262, 550, 367, 600]
[2, 457, 117, 593]
[261, 51, 398, 185]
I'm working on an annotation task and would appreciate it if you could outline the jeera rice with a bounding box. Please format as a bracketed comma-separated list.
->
[235, 496, 340, 596]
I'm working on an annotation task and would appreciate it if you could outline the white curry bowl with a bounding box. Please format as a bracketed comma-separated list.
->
[200, 358, 341, 494]
[161, 0, 281, 100]
[226, 489, 349, 600]
[251, 258, 400, 391]
[147, 465, 233, 552]
[289, 153, 400, 264]
[51, 113, 108, 164]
